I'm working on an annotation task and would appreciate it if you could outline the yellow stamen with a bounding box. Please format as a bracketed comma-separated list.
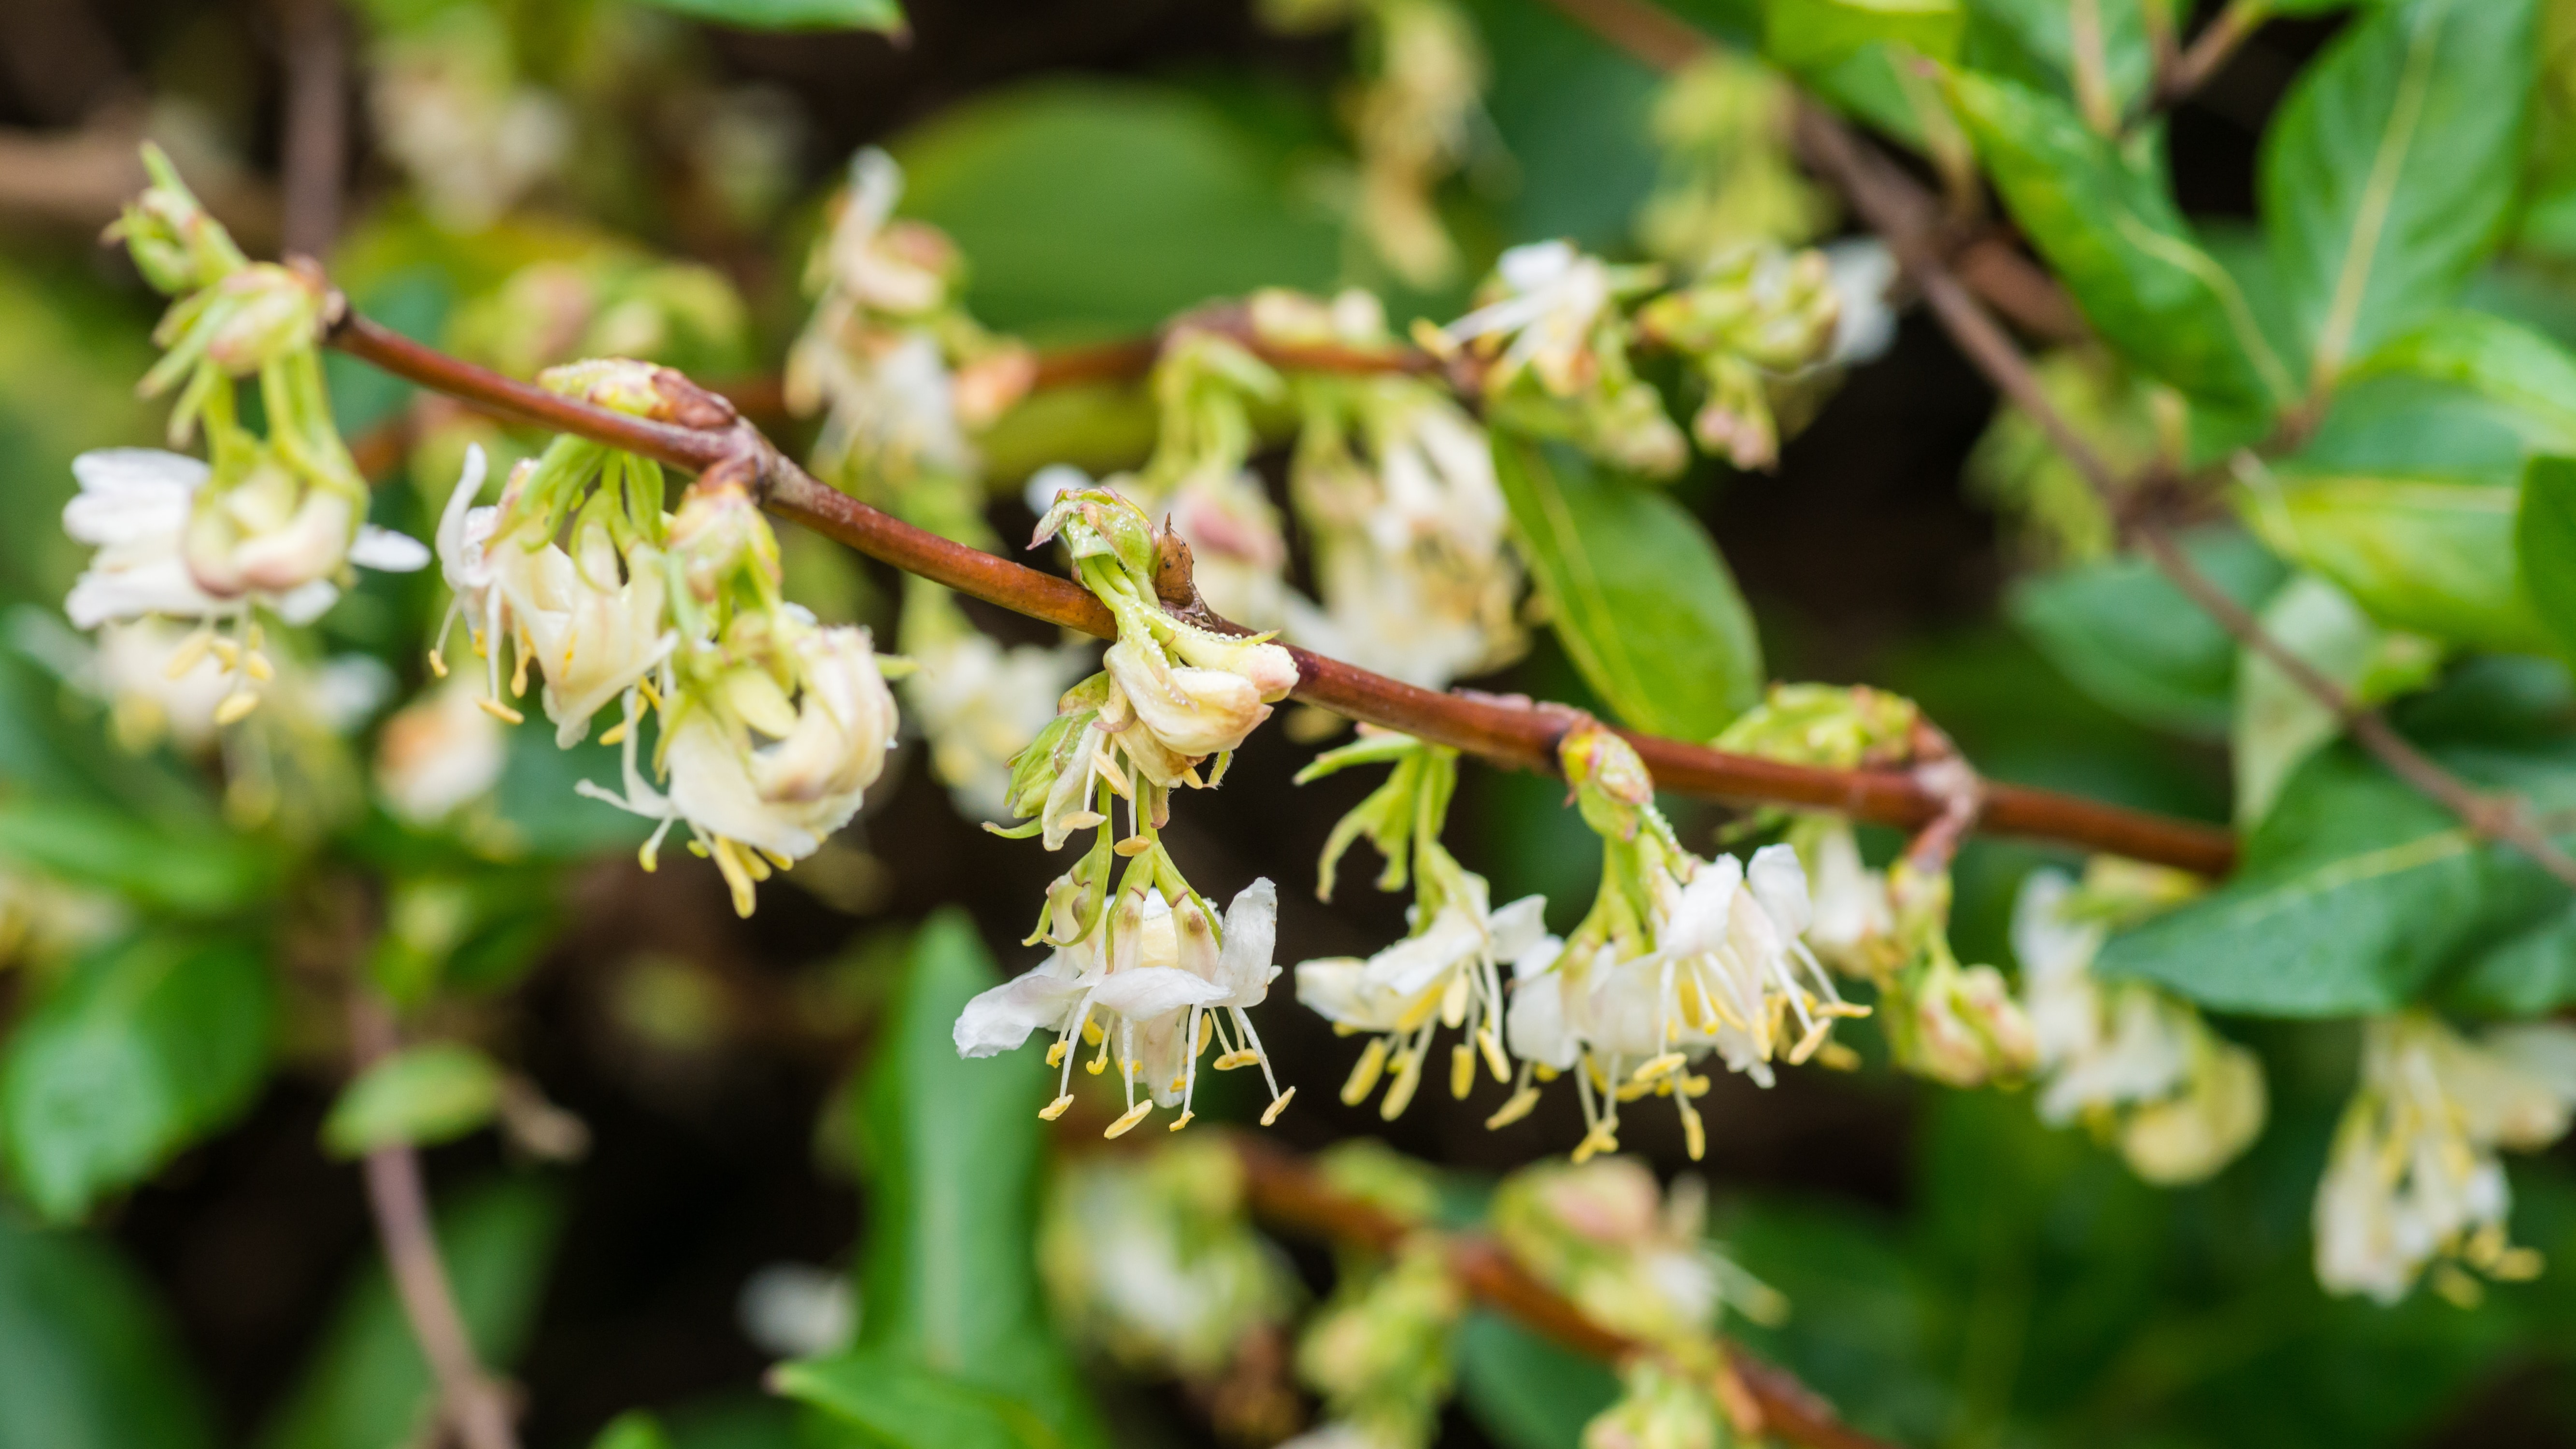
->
[1439, 971, 1472, 1029]
[1113, 835, 1151, 857]
[710, 838, 759, 918]
[165, 628, 213, 678]
[1679, 1096, 1706, 1161]
[213, 691, 259, 726]
[1060, 810, 1105, 831]
[1259, 1086, 1295, 1126]
[1380, 1047, 1424, 1120]
[211, 638, 241, 668]
[427, 648, 449, 679]
[1039, 1094, 1074, 1121]
[1103, 1101, 1153, 1138]
[1789, 1015, 1835, 1065]
[1814, 1041, 1862, 1071]
[1082, 1019, 1105, 1047]
[598, 719, 629, 747]
[1479, 1026, 1510, 1084]
[1632, 1052, 1688, 1083]
[1046, 1040, 1068, 1068]
[1167, 1109, 1195, 1132]
[1450, 1043, 1476, 1100]
[1484, 1086, 1541, 1130]
[243, 652, 274, 682]
[1340, 1037, 1389, 1105]
[477, 697, 526, 724]
[1215, 1048, 1262, 1070]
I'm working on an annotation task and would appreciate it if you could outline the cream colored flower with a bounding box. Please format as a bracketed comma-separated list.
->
[1297, 881, 1545, 1120]
[374, 674, 510, 825]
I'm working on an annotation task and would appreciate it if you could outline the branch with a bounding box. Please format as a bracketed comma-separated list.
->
[279, 0, 348, 259]
[1777, 77, 2576, 888]
[346, 994, 523, 1449]
[1230, 1135, 1898, 1449]
[323, 308, 2238, 875]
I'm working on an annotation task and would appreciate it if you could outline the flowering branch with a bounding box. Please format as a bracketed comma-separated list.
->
[1229, 1133, 1897, 1449]
[321, 306, 2237, 875]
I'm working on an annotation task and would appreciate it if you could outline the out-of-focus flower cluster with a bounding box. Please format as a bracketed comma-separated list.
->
[2315, 1012, 2576, 1306]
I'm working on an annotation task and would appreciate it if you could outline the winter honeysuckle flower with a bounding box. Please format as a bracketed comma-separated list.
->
[2013, 868, 2265, 1184]
[786, 147, 1032, 498]
[1636, 50, 1833, 270]
[92, 618, 233, 753]
[1429, 241, 1684, 477]
[1113, 331, 1297, 628]
[1293, 1232, 1465, 1449]
[1788, 816, 1900, 981]
[64, 448, 426, 725]
[1038, 1139, 1300, 1382]
[953, 876, 1293, 1136]
[1499, 725, 1865, 1163]
[1491, 1156, 1783, 1353]
[367, 6, 568, 232]
[374, 673, 510, 826]
[2314, 1013, 2576, 1305]
[999, 489, 1296, 851]
[434, 440, 674, 742]
[1298, 880, 1547, 1120]
[1634, 242, 1842, 471]
[1582, 1360, 1736, 1449]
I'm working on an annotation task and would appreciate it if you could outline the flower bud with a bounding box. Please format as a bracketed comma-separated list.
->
[1561, 724, 1655, 840]
[667, 481, 779, 603]
[184, 457, 355, 598]
[202, 263, 327, 375]
[1034, 486, 1160, 579]
[105, 145, 245, 296]
[1582, 1362, 1725, 1449]
[538, 357, 738, 427]
[1105, 640, 1270, 759]
[1166, 625, 1300, 702]
[1902, 955, 2037, 1089]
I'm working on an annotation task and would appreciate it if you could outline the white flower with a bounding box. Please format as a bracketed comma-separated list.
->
[374, 674, 510, 825]
[1445, 241, 1618, 395]
[659, 626, 897, 871]
[2011, 870, 2263, 1183]
[1296, 882, 1546, 1120]
[438, 448, 674, 743]
[954, 878, 1290, 1135]
[94, 618, 233, 753]
[906, 628, 1091, 821]
[1798, 819, 1897, 979]
[66, 448, 424, 628]
[2314, 1013, 2576, 1303]
[1823, 238, 1898, 367]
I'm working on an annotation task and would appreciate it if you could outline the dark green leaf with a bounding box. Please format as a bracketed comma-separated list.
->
[1492, 438, 1763, 739]
[773, 1350, 1057, 1449]
[829, 911, 1104, 1449]
[2097, 745, 2576, 1014]
[0, 1212, 215, 1449]
[2444, 896, 2576, 1015]
[2241, 467, 2550, 653]
[2350, 311, 2576, 451]
[259, 1179, 562, 1449]
[1764, 0, 1963, 72]
[2007, 525, 2287, 737]
[1946, 70, 2290, 409]
[1454, 1313, 1620, 1449]
[2261, 0, 2541, 379]
[0, 800, 273, 916]
[321, 1044, 504, 1159]
[893, 83, 1340, 338]
[627, 0, 903, 31]
[2517, 455, 2576, 661]
[1961, 0, 2154, 127]
[590, 1411, 674, 1449]
[1, 936, 271, 1222]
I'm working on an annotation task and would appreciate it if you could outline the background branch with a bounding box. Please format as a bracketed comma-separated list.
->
[279, 0, 347, 259]
[324, 309, 2239, 876]
[346, 994, 524, 1449]
[1230, 1135, 1896, 1449]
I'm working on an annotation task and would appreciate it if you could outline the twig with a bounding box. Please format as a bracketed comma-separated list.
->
[321, 307, 2237, 875]
[2152, 0, 2268, 115]
[346, 994, 523, 1449]
[1230, 1135, 1898, 1449]
[279, 0, 347, 259]
[1779, 79, 2576, 887]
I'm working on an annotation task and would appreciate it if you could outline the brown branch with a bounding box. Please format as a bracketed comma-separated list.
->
[278, 0, 347, 259]
[1230, 1135, 1898, 1449]
[346, 994, 523, 1449]
[2152, 0, 2268, 115]
[323, 307, 2237, 875]
[1776, 78, 2576, 888]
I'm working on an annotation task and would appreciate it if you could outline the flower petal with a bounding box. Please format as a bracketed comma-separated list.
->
[953, 972, 1088, 1058]
[351, 526, 433, 573]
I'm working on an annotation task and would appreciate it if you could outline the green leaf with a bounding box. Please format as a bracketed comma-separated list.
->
[893, 82, 1341, 338]
[627, 0, 903, 31]
[2096, 745, 2576, 1014]
[1764, 0, 1963, 72]
[822, 910, 1104, 1449]
[321, 1044, 504, 1160]
[259, 1179, 562, 1449]
[1454, 1313, 1621, 1449]
[2240, 466, 2551, 653]
[1945, 70, 2290, 410]
[2232, 574, 2440, 828]
[1961, 0, 2155, 127]
[2444, 896, 2576, 1016]
[2007, 524, 2287, 737]
[2517, 454, 2576, 661]
[590, 1412, 674, 1449]
[0, 798, 273, 916]
[0, 1212, 215, 1449]
[1492, 438, 1763, 739]
[2260, 0, 2541, 381]
[2348, 310, 2576, 452]
[1, 936, 271, 1222]
[773, 1350, 1059, 1449]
